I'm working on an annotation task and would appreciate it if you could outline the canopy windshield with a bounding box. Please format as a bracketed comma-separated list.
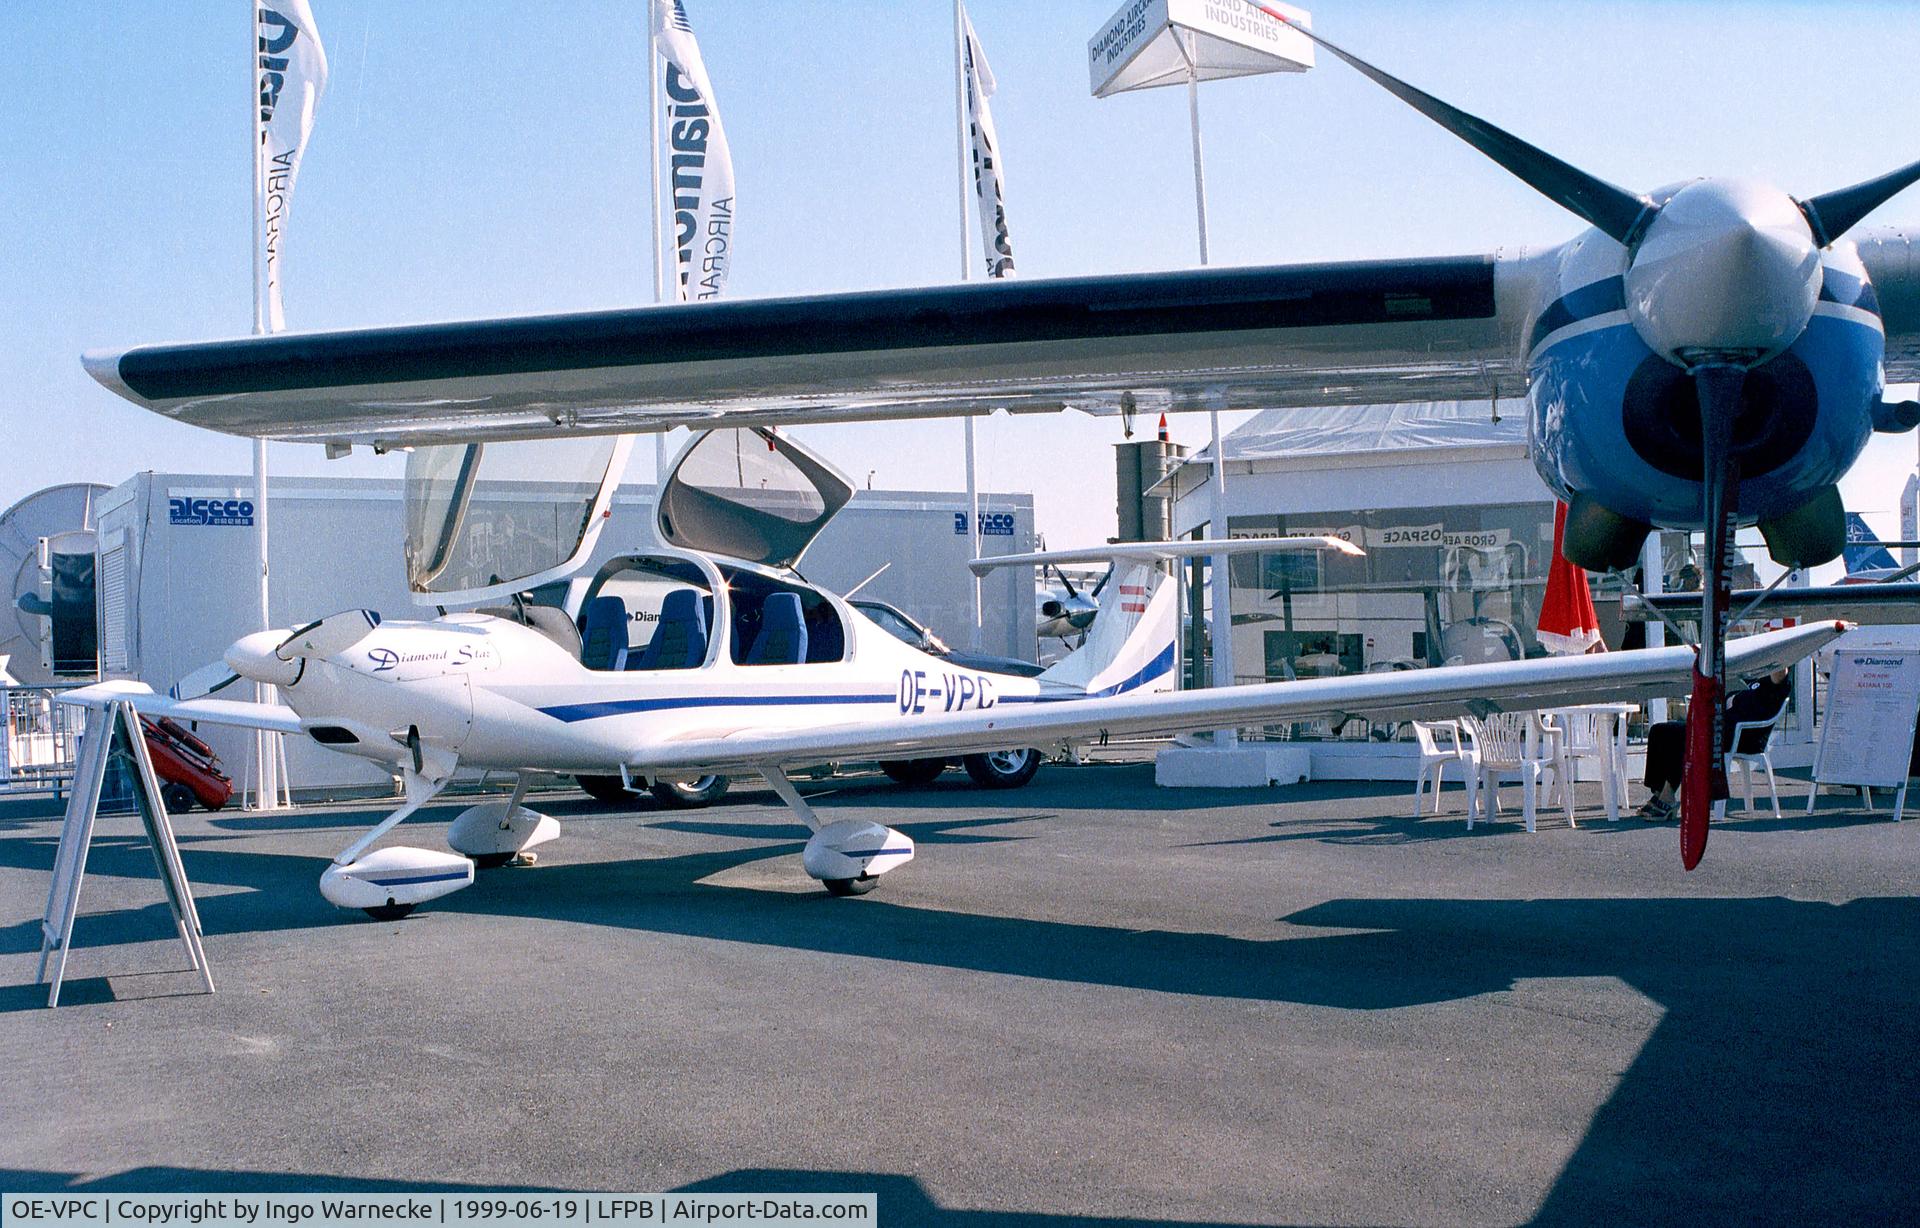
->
[404, 435, 630, 603]
[656, 428, 853, 568]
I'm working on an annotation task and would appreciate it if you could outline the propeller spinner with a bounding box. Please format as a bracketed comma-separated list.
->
[193, 609, 383, 695]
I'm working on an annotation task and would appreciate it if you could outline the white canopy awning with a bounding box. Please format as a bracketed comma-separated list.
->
[1191, 400, 1528, 466]
[1089, 0, 1313, 98]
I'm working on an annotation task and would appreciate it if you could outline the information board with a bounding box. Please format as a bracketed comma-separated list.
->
[1811, 650, 1920, 790]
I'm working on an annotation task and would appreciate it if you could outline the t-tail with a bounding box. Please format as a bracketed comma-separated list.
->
[968, 535, 1365, 699]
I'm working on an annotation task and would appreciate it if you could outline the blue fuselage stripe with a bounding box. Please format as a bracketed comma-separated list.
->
[540, 692, 895, 723]
[1002, 640, 1177, 703]
[366, 871, 470, 887]
[536, 639, 1176, 724]
[1526, 276, 1625, 354]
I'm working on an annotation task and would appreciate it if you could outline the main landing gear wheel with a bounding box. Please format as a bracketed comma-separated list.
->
[650, 775, 730, 808]
[881, 758, 948, 787]
[575, 774, 634, 805]
[964, 748, 1041, 789]
[363, 902, 416, 922]
[468, 852, 518, 870]
[823, 875, 880, 897]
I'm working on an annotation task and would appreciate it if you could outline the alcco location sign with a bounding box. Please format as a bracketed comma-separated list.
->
[1089, 0, 1314, 97]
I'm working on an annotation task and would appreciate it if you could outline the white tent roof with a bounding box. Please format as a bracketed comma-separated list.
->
[1191, 400, 1527, 464]
[1089, 0, 1313, 98]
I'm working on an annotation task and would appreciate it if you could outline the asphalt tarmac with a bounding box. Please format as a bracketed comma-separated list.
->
[2, 761, 1915, 1226]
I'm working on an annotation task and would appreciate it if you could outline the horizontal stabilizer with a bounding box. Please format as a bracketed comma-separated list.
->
[969, 535, 1362, 575]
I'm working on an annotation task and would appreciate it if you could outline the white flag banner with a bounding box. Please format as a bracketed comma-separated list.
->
[655, 0, 736, 301]
[961, 6, 1015, 278]
[254, 0, 327, 333]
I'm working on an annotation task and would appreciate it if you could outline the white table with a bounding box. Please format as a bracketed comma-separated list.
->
[1535, 704, 1638, 821]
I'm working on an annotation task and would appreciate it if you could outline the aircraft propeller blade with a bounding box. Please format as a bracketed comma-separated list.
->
[169, 660, 242, 701]
[276, 609, 382, 661]
[1262, 12, 1654, 246]
[1679, 364, 1747, 870]
[1799, 156, 1920, 245]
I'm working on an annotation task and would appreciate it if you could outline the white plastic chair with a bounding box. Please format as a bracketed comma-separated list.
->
[1463, 713, 1572, 832]
[1411, 719, 1465, 816]
[1727, 711, 1785, 817]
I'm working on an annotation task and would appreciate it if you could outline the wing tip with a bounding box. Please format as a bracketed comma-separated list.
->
[81, 348, 134, 401]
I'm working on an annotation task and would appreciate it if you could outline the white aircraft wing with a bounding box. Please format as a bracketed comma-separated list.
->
[627, 622, 1844, 776]
[60, 680, 305, 734]
[1857, 226, 1920, 380]
[82, 255, 1528, 449]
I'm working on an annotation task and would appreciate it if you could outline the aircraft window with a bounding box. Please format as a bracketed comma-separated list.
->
[404, 437, 623, 596]
[577, 556, 714, 672]
[675, 429, 827, 523]
[720, 566, 848, 666]
[857, 602, 922, 646]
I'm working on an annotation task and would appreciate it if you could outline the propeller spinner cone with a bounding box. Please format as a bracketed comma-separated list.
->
[225, 630, 302, 687]
[1623, 180, 1822, 367]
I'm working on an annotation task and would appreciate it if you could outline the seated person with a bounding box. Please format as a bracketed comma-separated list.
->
[1637, 666, 1790, 820]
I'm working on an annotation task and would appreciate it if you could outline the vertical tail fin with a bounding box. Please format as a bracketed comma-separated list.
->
[1037, 561, 1177, 696]
[1843, 513, 1898, 574]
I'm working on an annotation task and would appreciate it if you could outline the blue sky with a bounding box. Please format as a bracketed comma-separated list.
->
[3, 0, 1918, 551]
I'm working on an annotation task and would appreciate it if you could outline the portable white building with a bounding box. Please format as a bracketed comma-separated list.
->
[1168, 401, 1814, 778]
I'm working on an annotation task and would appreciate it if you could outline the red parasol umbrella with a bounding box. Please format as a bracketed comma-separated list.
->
[1537, 501, 1604, 654]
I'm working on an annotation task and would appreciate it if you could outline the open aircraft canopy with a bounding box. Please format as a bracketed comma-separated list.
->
[656, 428, 854, 569]
[403, 436, 632, 606]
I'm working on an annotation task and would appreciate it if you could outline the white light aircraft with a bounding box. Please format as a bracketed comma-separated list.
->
[80, 22, 1920, 870]
[66, 427, 1842, 920]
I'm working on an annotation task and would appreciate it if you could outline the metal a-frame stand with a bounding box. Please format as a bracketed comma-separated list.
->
[36, 699, 214, 1007]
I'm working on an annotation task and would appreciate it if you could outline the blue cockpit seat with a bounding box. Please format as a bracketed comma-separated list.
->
[745, 592, 808, 665]
[580, 595, 631, 671]
[631, 588, 709, 670]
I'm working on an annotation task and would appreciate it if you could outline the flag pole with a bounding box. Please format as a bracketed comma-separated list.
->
[1177, 27, 1233, 738]
[649, 4, 670, 514]
[247, 2, 287, 810]
[955, 0, 984, 650]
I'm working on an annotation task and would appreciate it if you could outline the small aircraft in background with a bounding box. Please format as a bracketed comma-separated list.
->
[66, 428, 1842, 923]
[1837, 513, 1920, 584]
[1035, 561, 1101, 643]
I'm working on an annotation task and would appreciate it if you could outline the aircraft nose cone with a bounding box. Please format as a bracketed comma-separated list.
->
[225, 630, 301, 687]
[1624, 178, 1821, 365]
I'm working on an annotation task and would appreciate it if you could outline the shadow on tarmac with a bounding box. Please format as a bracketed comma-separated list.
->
[2, 773, 1915, 1223]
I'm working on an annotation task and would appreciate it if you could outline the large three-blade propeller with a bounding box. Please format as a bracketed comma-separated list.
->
[1267, 11, 1916, 254]
[1265, 11, 1919, 867]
